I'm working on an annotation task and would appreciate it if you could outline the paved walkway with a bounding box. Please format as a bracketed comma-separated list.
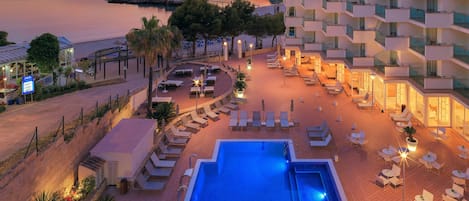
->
[107, 52, 469, 201]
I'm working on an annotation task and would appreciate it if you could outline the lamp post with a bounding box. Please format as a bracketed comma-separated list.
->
[237, 39, 242, 59]
[399, 149, 409, 201]
[223, 41, 228, 61]
[370, 73, 376, 108]
[193, 78, 201, 112]
[2, 66, 6, 89]
[249, 43, 253, 66]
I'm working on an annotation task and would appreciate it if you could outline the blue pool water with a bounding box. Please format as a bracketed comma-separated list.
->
[189, 141, 342, 201]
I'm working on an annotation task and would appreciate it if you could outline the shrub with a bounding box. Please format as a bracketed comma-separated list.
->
[0, 105, 6, 113]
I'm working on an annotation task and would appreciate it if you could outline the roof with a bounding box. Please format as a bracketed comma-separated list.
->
[90, 119, 156, 154]
[0, 36, 73, 65]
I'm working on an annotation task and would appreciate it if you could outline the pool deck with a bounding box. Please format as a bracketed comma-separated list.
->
[108, 53, 469, 201]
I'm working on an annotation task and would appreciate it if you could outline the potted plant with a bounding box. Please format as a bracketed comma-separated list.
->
[237, 72, 246, 81]
[404, 126, 418, 151]
[234, 80, 247, 98]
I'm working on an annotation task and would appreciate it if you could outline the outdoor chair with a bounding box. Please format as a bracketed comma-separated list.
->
[251, 111, 262, 129]
[452, 176, 466, 189]
[238, 110, 248, 129]
[390, 109, 409, 119]
[170, 125, 191, 138]
[164, 133, 188, 146]
[357, 101, 373, 109]
[309, 134, 332, 147]
[145, 161, 172, 177]
[223, 101, 239, 110]
[452, 184, 465, 197]
[229, 110, 238, 129]
[214, 101, 230, 114]
[181, 116, 200, 132]
[280, 111, 290, 128]
[203, 105, 219, 121]
[190, 111, 208, 127]
[150, 152, 176, 168]
[375, 175, 389, 188]
[420, 189, 434, 201]
[431, 161, 444, 175]
[306, 120, 328, 132]
[136, 174, 165, 190]
[157, 142, 183, 157]
[265, 111, 276, 128]
[352, 93, 369, 103]
[389, 177, 403, 188]
[308, 127, 330, 139]
[392, 112, 413, 122]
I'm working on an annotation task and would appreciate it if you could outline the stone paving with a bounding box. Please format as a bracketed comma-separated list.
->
[107, 53, 469, 201]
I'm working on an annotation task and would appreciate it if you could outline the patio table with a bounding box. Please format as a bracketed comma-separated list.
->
[422, 153, 436, 163]
[381, 169, 394, 178]
[452, 170, 467, 178]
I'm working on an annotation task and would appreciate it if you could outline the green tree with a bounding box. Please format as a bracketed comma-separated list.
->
[169, 0, 220, 56]
[27, 33, 60, 85]
[0, 31, 14, 46]
[245, 15, 268, 49]
[265, 13, 285, 47]
[221, 0, 255, 53]
[162, 25, 183, 70]
[152, 102, 176, 127]
[126, 16, 171, 117]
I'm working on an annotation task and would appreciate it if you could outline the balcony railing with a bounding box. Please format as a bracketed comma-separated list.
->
[322, 0, 327, 9]
[410, 7, 425, 23]
[346, 25, 353, 39]
[410, 37, 425, 55]
[454, 45, 469, 65]
[375, 32, 385, 46]
[454, 12, 469, 29]
[375, 4, 385, 18]
[345, 50, 353, 64]
[322, 21, 327, 33]
[346, 1, 353, 12]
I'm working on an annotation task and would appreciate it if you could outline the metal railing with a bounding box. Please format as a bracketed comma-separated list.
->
[346, 25, 354, 39]
[375, 4, 385, 18]
[346, 1, 353, 12]
[374, 32, 385, 46]
[410, 37, 425, 55]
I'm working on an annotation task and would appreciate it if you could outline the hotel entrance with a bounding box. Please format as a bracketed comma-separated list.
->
[426, 96, 450, 127]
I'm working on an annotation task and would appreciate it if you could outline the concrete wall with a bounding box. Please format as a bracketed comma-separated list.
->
[0, 88, 145, 201]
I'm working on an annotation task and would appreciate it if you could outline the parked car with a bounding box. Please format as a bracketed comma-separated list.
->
[0, 88, 18, 105]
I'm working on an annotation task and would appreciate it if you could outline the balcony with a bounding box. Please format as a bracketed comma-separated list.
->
[346, 2, 374, 17]
[409, 8, 454, 27]
[453, 12, 469, 30]
[304, 42, 322, 51]
[322, 0, 346, 13]
[303, 19, 322, 31]
[424, 77, 453, 90]
[385, 36, 409, 51]
[375, 4, 410, 22]
[384, 66, 409, 77]
[322, 22, 346, 36]
[345, 50, 373, 66]
[375, 32, 385, 47]
[285, 16, 303, 27]
[303, 0, 321, 9]
[346, 26, 376, 43]
[453, 45, 469, 65]
[326, 49, 346, 58]
[284, 0, 301, 7]
[410, 37, 453, 60]
[285, 37, 303, 46]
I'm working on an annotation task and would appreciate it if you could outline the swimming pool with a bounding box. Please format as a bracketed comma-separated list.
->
[185, 139, 347, 201]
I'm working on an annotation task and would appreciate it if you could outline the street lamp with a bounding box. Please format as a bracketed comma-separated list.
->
[370, 72, 376, 107]
[249, 43, 253, 67]
[398, 149, 409, 201]
[193, 78, 201, 112]
[237, 39, 242, 59]
[223, 41, 228, 61]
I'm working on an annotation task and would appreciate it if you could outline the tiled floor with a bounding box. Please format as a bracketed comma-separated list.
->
[109, 53, 469, 201]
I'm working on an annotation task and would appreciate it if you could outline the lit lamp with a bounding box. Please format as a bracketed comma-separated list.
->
[193, 78, 201, 111]
[223, 41, 228, 61]
[249, 43, 253, 67]
[237, 39, 242, 59]
[282, 56, 286, 61]
[370, 73, 376, 108]
[399, 149, 409, 201]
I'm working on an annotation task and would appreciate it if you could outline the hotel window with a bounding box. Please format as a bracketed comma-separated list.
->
[288, 27, 296, 37]
[389, 23, 397, 36]
[427, 61, 437, 77]
[288, 7, 295, 17]
[427, 0, 438, 12]
[390, 0, 398, 8]
[359, 18, 365, 30]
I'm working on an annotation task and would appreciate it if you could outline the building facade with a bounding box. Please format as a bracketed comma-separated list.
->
[284, 0, 469, 140]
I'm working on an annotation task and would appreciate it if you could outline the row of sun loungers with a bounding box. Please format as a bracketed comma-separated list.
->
[229, 111, 293, 130]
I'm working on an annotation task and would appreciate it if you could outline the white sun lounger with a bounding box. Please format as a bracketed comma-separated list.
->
[164, 133, 188, 146]
[238, 110, 248, 128]
[280, 111, 290, 128]
[251, 111, 262, 128]
[392, 112, 413, 122]
[190, 111, 208, 126]
[203, 105, 219, 121]
[309, 134, 332, 147]
[266, 111, 275, 128]
[306, 120, 328, 132]
[136, 174, 165, 190]
[214, 101, 230, 114]
[158, 143, 182, 157]
[151, 152, 176, 168]
[145, 161, 172, 177]
[229, 110, 238, 128]
[170, 125, 191, 138]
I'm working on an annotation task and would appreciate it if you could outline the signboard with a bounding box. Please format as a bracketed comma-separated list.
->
[22, 75, 35, 95]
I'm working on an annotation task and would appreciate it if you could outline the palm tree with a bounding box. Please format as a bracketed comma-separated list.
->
[126, 16, 165, 117]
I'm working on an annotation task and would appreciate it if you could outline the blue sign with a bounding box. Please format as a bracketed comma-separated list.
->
[22, 75, 35, 95]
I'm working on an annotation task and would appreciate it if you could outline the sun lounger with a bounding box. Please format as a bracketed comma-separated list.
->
[170, 125, 191, 138]
[164, 133, 188, 146]
[306, 120, 328, 132]
[358, 101, 373, 109]
[214, 101, 230, 114]
[265, 111, 275, 128]
[390, 109, 409, 119]
[309, 134, 332, 147]
[182, 117, 200, 132]
[203, 105, 219, 121]
[224, 102, 239, 110]
[266, 58, 278, 62]
[145, 161, 172, 177]
[238, 111, 248, 129]
[136, 174, 165, 190]
[328, 87, 343, 95]
[157, 143, 183, 157]
[392, 112, 413, 122]
[190, 111, 208, 126]
[280, 111, 290, 128]
[352, 93, 369, 103]
[266, 53, 278, 58]
[251, 111, 262, 128]
[151, 152, 177, 168]
[229, 110, 238, 128]
[308, 127, 330, 139]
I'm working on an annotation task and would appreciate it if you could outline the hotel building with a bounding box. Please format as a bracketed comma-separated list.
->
[283, 0, 469, 140]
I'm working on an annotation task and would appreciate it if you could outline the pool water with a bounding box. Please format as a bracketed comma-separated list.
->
[188, 141, 343, 201]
